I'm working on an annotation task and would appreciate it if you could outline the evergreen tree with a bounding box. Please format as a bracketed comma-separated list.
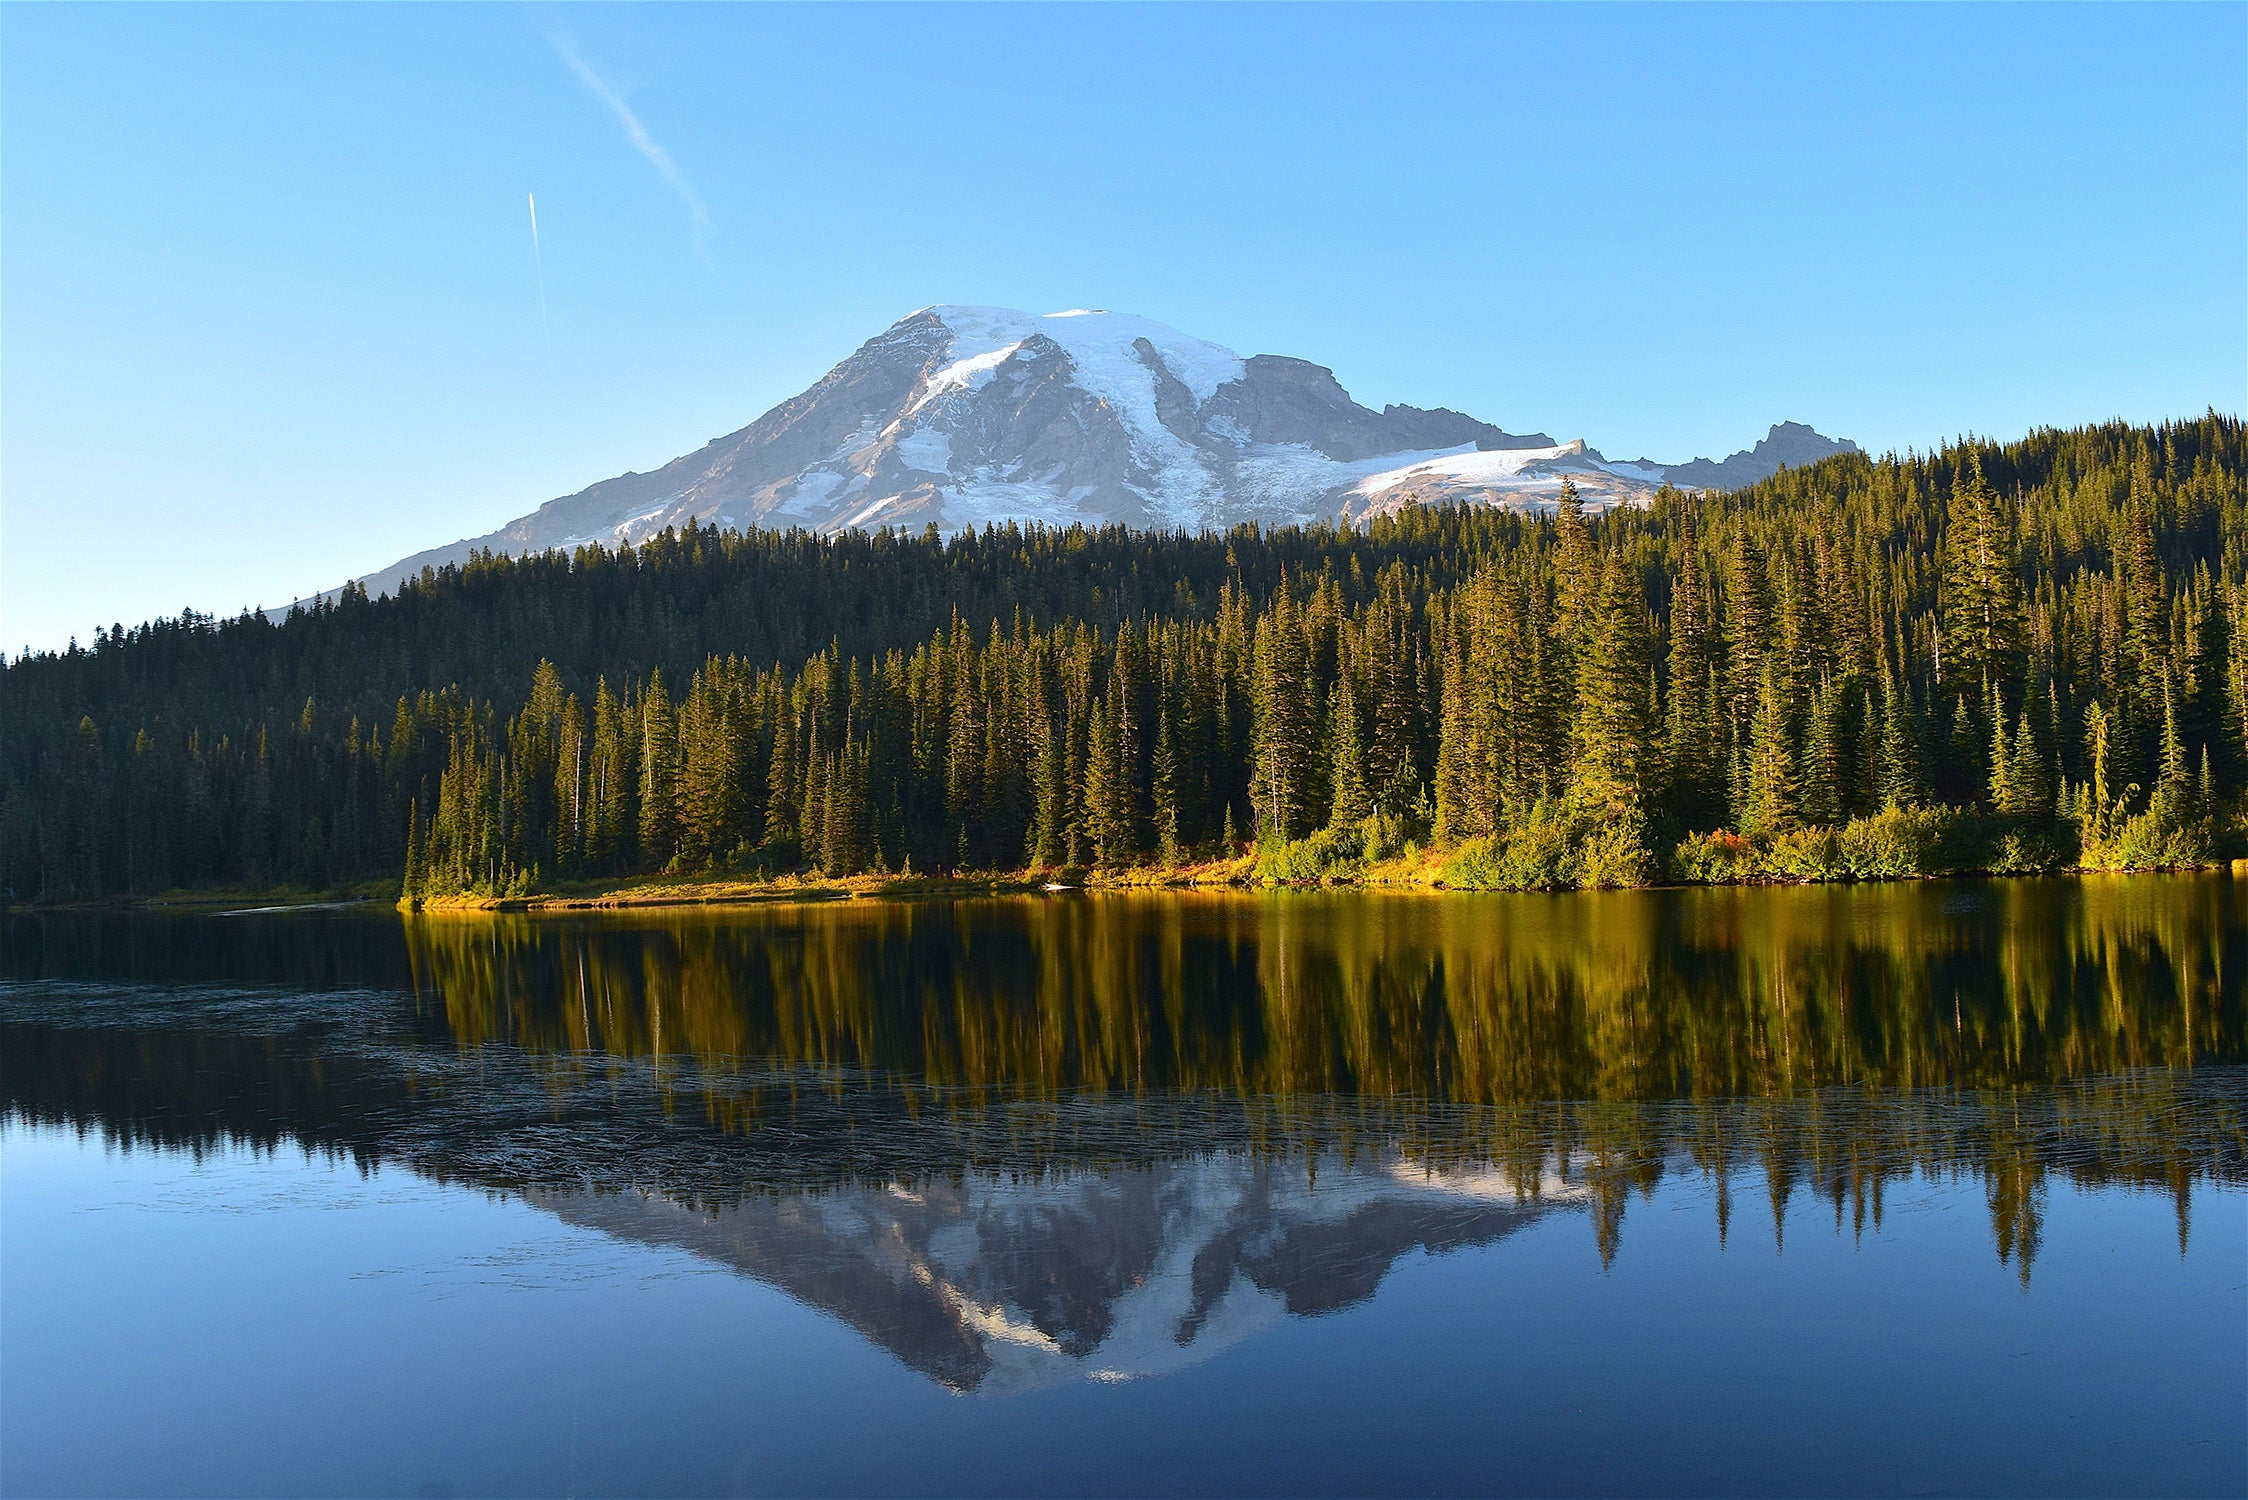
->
[2007, 710, 2050, 818]
[1571, 551, 1656, 811]
[637, 670, 680, 870]
[1326, 674, 1372, 827]
[1152, 701, 1183, 865]
[2083, 699, 2114, 815]
[5, 417, 2240, 899]
[1742, 668, 1798, 837]
[1877, 677, 1924, 809]
[1939, 458, 2025, 692]
[1251, 581, 1315, 840]
[1664, 537, 1725, 826]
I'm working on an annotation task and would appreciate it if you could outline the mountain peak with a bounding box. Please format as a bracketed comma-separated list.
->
[316, 307, 1861, 605]
[1631, 421, 1861, 491]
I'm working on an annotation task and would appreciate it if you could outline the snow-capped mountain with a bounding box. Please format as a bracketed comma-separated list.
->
[532, 1152, 1584, 1395]
[338, 306, 1858, 600]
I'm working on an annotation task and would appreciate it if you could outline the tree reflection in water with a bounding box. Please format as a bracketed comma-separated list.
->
[4, 878, 2242, 1390]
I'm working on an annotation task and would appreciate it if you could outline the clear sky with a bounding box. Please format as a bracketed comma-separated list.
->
[4, 2, 2242, 656]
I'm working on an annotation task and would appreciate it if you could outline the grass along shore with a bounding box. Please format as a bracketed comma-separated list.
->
[397, 799, 2245, 911]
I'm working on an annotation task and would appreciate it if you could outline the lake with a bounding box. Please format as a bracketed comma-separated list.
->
[4, 877, 2244, 1497]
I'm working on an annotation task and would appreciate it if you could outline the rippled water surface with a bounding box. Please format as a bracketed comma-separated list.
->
[4, 878, 2245, 1497]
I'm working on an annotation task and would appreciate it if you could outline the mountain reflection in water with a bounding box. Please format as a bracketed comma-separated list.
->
[533, 1154, 1577, 1394]
[4, 879, 2244, 1396]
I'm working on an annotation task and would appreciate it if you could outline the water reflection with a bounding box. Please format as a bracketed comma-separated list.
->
[381, 881, 2248, 1100]
[531, 1154, 1579, 1394]
[4, 880, 2245, 1394]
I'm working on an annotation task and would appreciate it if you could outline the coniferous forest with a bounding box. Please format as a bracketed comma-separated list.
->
[4, 415, 2243, 903]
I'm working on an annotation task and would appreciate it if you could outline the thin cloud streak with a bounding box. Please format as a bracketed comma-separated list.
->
[545, 31, 712, 256]
[527, 191, 549, 330]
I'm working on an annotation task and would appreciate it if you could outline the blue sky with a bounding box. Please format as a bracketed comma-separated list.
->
[4, 2, 2242, 655]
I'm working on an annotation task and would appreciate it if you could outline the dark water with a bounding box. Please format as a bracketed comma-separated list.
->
[4, 878, 2245, 1497]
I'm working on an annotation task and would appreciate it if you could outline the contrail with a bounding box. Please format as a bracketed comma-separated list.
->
[544, 30, 711, 260]
[528, 191, 549, 329]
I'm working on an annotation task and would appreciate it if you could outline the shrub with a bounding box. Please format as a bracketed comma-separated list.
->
[1672, 806, 1976, 883]
[1671, 829, 1758, 884]
[1256, 823, 1366, 885]
[2079, 808, 2215, 871]
[1837, 805, 1960, 878]
[1438, 798, 1651, 890]
[1577, 810, 1655, 888]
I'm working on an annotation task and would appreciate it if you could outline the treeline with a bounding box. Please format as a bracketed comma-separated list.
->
[3, 415, 2243, 900]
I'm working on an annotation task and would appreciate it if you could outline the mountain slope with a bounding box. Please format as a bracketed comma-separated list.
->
[336, 306, 1856, 601]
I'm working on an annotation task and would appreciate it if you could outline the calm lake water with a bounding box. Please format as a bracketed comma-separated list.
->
[4, 878, 2245, 1497]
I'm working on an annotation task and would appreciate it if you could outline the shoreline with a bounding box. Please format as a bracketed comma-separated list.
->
[11, 854, 2241, 916]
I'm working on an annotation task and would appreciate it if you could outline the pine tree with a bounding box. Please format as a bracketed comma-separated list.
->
[587, 679, 636, 874]
[1725, 532, 1775, 744]
[2083, 699, 2114, 815]
[1152, 702, 1183, 865]
[554, 692, 586, 873]
[1365, 596, 1421, 814]
[2153, 675, 2190, 819]
[1664, 537, 1724, 826]
[1028, 687, 1066, 869]
[1552, 479, 1596, 652]
[1944, 693, 1981, 805]
[1742, 668, 1797, 837]
[1938, 458, 2025, 692]
[1082, 694, 1129, 866]
[1877, 677, 1924, 809]
[1988, 706, 2015, 813]
[1251, 583, 1315, 840]
[401, 804, 425, 897]
[1799, 680, 1841, 826]
[637, 670, 680, 870]
[1433, 645, 1475, 844]
[1570, 552, 1656, 811]
[2118, 473, 2168, 694]
[2006, 710, 2049, 818]
[1326, 674, 1372, 827]
[822, 743, 870, 874]
[764, 714, 800, 866]
[945, 637, 984, 859]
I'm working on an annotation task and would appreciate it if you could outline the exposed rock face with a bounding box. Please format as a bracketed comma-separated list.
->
[329, 306, 1858, 603]
[1630, 420, 1863, 491]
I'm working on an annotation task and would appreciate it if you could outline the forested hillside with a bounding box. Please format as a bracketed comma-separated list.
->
[4, 415, 2242, 901]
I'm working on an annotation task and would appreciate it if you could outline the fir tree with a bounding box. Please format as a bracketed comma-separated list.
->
[1326, 674, 1372, 827]
[1251, 581, 1315, 840]
[1570, 551, 1657, 811]
[1938, 457, 2025, 692]
[2006, 711, 2049, 818]
[1664, 537, 1725, 826]
[637, 670, 680, 870]
[1742, 668, 1798, 837]
[1878, 677, 1924, 810]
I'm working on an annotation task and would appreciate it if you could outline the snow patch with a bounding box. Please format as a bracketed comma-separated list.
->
[774, 470, 847, 518]
[939, 474, 1099, 533]
[842, 494, 901, 530]
[1230, 442, 1476, 519]
[1349, 444, 1584, 496]
[910, 339, 1025, 412]
[894, 428, 954, 475]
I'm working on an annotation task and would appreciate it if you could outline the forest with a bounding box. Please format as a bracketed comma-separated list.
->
[2, 413, 2242, 902]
